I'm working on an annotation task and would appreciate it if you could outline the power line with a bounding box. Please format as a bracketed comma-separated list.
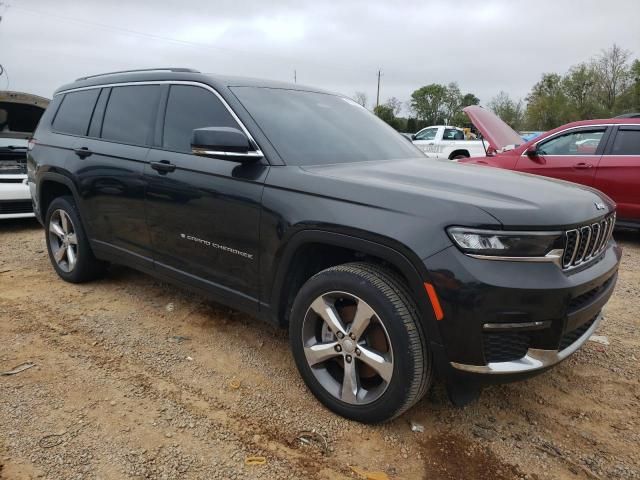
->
[7, 4, 377, 78]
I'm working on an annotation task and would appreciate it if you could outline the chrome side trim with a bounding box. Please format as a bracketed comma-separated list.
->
[468, 248, 564, 268]
[451, 313, 602, 374]
[192, 148, 264, 159]
[55, 80, 263, 158]
[482, 321, 550, 330]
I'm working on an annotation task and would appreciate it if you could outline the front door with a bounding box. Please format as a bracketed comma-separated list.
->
[144, 84, 268, 310]
[412, 127, 440, 158]
[516, 127, 608, 186]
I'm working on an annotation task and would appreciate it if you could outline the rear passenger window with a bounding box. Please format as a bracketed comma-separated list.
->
[162, 85, 240, 153]
[101, 85, 160, 145]
[610, 129, 640, 155]
[52, 89, 100, 136]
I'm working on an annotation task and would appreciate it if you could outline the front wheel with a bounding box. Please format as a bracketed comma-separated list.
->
[289, 262, 432, 423]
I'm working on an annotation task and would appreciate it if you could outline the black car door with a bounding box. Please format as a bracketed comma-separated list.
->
[67, 85, 161, 267]
[144, 83, 268, 311]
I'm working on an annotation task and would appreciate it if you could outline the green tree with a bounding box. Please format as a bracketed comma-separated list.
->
[525, 73, 569, 130]
[374, 104, 400, 130]
[562, 63, 602, 119]
[410, 84, 447, 124]
[384, 97, 403, 116]
[488, 91, 524, 130]
[406, 117, 417, 133]
[442, 82, 462, 125]
[618, 59, 640, 113]
[451, 92, 480, 126]
[593, 44, 631, 113]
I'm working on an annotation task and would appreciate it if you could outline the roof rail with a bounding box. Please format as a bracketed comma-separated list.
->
[75, 68, 200, 81]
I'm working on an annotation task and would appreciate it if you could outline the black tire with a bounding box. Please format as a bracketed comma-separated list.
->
[451, 153, 469, 160]
[45, 195, 107, 283]
[289, 262, 432, 423]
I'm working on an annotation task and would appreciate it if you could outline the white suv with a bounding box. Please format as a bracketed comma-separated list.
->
[0, 91, 49, 219]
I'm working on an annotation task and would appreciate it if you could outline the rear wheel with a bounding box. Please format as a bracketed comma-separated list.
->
[451, 153, 469, 160]
[289, 262, 432, 423]
[45, 195, 107, 283]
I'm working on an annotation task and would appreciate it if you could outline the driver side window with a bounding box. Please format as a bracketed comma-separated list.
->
[162, 85, 240, 153]
[415, 128, 437, 141]
[537, 129, 605, 156]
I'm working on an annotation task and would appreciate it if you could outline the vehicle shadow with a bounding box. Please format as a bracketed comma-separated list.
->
[0, 217, 42, 233]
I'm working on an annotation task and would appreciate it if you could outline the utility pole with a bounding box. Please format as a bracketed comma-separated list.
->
[294, 70, 297, 84]
[376, 69, 381, 108]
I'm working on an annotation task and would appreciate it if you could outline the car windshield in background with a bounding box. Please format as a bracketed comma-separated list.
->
[231, 87, 420, 165]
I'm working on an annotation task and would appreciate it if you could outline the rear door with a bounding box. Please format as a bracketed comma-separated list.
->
[144, 83, 268, 310]
[66, 84, 161, 265]
[515, 127, 609, 186]
[593, 125, 640, 221]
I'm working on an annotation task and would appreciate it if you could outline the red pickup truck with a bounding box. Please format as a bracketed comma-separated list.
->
[461, 106, 640, 229]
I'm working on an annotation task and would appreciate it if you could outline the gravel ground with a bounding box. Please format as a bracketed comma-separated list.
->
[1, 218, 638, 480]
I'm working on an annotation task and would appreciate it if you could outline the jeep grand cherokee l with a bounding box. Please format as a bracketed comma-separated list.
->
[29, 68, 621, 423]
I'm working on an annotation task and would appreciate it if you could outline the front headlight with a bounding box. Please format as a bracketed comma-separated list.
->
[447, 227, 564, 258]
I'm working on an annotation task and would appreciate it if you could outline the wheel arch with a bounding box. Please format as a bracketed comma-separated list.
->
[37, 172, 82, 223]
[448, 149, 470, 160]
[268, 229, 442, 343]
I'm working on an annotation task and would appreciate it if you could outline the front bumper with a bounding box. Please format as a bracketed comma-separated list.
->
[450, 311, 602, 374]
[0, 175, 34, 219]
[424, 241, 621, 386]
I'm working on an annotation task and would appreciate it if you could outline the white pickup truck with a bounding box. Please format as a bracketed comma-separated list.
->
[412, 125, 488, 160]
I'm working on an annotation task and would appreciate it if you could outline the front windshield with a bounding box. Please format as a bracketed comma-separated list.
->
[231, 87, 421, 165]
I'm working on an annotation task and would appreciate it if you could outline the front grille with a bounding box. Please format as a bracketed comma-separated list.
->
[562, 214, 615, 269]
[559, 314, 598, 351]
[483, 331, 530, 363]
[568, 276, 615, 313]
[0, 200, 33, 214]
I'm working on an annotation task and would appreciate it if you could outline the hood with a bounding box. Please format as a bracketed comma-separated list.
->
[463, 105, 523, 151]
[302, 158, 615, 229]
[0, 91, 50, 139]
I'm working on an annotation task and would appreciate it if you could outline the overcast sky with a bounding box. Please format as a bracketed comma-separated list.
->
[1, 0, 639, 113]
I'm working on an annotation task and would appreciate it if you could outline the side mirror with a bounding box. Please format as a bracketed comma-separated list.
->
[411, 134, 416, 141]
[525, 144, 539, 157]
[191, 127, 262, 163]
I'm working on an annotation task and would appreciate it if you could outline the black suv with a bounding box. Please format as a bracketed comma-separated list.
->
[29, 68, 621, 423]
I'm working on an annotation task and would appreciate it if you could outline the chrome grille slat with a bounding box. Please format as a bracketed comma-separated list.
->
[586, 223, 600, 260]
[562, 213, 615, 270]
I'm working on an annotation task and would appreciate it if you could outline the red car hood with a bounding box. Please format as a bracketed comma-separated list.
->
[463, 105, 524, 151]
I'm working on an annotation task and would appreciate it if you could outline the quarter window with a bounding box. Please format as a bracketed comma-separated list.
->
[52, 89, 100, 136]
[538, 129, 605, 155]
[162, 85, 240, 153]
[414, 128, 438, 141]
[610, 128, 640, 155]
[101, 85, 160, 145]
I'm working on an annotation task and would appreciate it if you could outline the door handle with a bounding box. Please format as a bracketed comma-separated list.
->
[150, 160, 176, 174]
[74, 147, 93, 159]
[573, 162, 593, 169]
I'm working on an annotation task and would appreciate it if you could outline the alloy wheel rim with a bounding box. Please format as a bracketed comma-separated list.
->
[48, 209, 78, 272]
[301, 291, 394, 405]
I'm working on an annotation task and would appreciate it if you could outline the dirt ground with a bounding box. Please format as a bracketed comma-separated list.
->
[1, 218, 638, 480]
